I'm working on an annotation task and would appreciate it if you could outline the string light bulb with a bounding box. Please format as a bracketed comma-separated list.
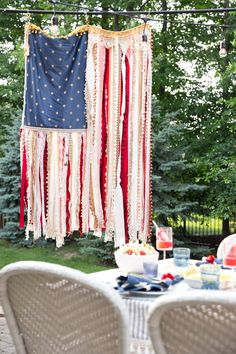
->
[51, 15, 59, 35]
[219, 38, 227, 58]
[232, 74, 236, 86]
[142, 18, 148, 43]
[141, 18, 148, 50]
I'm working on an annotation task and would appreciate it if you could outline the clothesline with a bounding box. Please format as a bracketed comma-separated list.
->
[1, 7, 236, 15]
[1, 4, 236, 30]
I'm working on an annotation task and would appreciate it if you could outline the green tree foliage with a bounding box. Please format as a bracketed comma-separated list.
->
[0, 0, 235, 244]
[152, 99, 206, 225]
[0, 115, 25, 241]
[150, 0, 236, 225]
[76, 233, 116, 265]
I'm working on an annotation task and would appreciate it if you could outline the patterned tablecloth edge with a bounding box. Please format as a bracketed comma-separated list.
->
[130, 337, 154, 354]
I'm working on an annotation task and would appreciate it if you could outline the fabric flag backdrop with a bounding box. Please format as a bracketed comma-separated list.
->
[20, 23, 152, 247]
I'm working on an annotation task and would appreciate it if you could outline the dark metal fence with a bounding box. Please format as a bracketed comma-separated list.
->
[170, 215, 236, 247]
[0, 211, 235, 247]
[0, 214, 5, 229]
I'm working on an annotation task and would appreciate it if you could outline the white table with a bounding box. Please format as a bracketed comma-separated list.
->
[88, 258, 190, 354]
[89, 259, 236, 354]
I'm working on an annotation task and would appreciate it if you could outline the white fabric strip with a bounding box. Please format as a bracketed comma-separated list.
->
[70, 132, 81, 231]
[38, 132, 47, 237]
[33, 133, 41, 239]
[91, 42, 105, 228]
[139, 44, 148, 241]
[33, 132, 44, 239]
[81, 129, 90, 234]
[105, 42, 119, 241]
[143, 48, 153, 241]
[47, 132, 60, 243]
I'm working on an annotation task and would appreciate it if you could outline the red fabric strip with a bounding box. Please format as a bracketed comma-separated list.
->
[120, 56, 130, 243]
[43, 140, 48, 219]
[39, 163, 42, 226]
[19, 140, 27, 228]
[100, 48, 110, 228]
[79, 136, 84, 235]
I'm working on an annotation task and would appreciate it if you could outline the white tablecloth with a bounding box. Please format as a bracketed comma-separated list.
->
[88, 258, 185, 354]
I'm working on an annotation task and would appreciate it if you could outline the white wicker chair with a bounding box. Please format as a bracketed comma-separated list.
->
[0, 261, 129, 354]
[147, 290, 236, 354]
[217, 233, 236, 259]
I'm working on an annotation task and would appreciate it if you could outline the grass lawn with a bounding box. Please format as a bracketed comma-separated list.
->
[0, 239, 113, 273]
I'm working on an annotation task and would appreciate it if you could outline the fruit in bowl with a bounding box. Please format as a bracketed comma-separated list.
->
[114, 242, 159, 274]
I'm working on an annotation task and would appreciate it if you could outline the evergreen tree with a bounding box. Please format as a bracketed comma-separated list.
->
[152, 99, 206, 225]
[151, 0, 236, 227]
[0, 114, 25, 241]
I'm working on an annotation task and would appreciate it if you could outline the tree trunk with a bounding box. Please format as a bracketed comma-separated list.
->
[101, 0, 110, 30]
[159, 0, 168, 98]
[183, 219, 186, 237]
[222, 218, 230, 237]
[113, 15, 119, 31]
[222, 2, 231, 239]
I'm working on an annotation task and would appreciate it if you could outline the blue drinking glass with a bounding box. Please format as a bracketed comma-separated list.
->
[173, 248, 190, 267]
[143, 262, 158, 278]
[200, 264, 220, 290]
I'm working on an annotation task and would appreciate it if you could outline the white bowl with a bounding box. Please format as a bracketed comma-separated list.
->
[114, 251, 159, 274]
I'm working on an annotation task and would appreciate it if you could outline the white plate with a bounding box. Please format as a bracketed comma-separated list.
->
[121, 281, 190, 297]
[184, 278, 202, 289]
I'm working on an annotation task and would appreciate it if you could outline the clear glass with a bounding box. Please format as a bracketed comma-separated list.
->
[143, 262, 158, 278]
[173, 248, 190, 267]
[200, 264, 220, 290]
[156, 227, 173, 260]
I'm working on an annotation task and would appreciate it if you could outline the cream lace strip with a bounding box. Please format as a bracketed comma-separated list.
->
[70, 132, 82, 231]
[88, 41, 105, 229]
[22, 128, 86, 247]
[129, 44, 141, 241]
[114, 52, 126, 247]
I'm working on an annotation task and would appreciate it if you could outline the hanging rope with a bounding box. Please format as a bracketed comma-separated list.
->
[1, 5, 236, 16]
[1, 4, 236, 29]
